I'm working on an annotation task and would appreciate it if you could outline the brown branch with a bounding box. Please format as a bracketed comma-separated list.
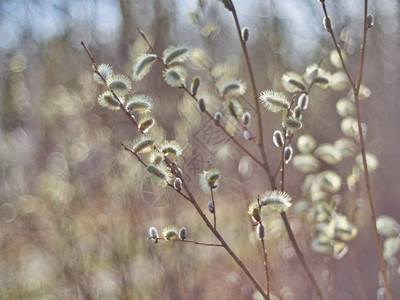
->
[223, 2, 324, 298]
[156, 237, 223, 247]
[210, 187, 217, 229]
[81, 42, 139, 129]
[228, 1, 275, 187]
[256, 196, 270, 297]
[136, 28, 268, 172]
[319, 2, 391, 299]
[85, 36, 268, 299]
[181, 180, 269, 299]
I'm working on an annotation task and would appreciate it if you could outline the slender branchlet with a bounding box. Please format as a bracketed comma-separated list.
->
[92, 34, 269, 295]
[180, 179, 269, 299]
[81, 42, 139, 129]
[280, 130, 288, 192]
[225, 1, 274, 186]
[156, 237, 223, 247]
[256, 196, 270, 298]
[210, 187, 216, 229]
[319, 2, 391, 298]
[221, 2, 324, 298]
[136, 28, 267, 170]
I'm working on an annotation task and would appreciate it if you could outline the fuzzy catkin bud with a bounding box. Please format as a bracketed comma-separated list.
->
[174, 177, 182, 191]
[367, 14, 374, 28]
[284, 145, 293, 164]
[323, 16, 332, 32]
[178, 227, 186, 240]
[191, 76, 201, 96]
[214, 111, 222, 124]
[257, 223, 265, 240]
[273, 130, 284, 148]
[208, 201, 215, 214]
[242, 27, 250, 42]
[198, 97, 206, 112]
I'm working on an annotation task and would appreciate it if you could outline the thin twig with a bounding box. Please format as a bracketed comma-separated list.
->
[228, 1, 275, 186]
[84, 41, 269, 298]
[181, 180, 269, 299]
[210, 187, 217, 229]
[81, 42, 139, 129]
[277, 124, 324, 300]
[121, 142, 192, 202]
[257, 197, 270, 299]
[156, 237, 223, 247]
[280, 211, 323, 299]
[137, 28, 268, 171]
[260, 235, 270, 299]
[280, 130, 287, 192]
[224, 1, 324, 298]
[319, 2, 391, 298]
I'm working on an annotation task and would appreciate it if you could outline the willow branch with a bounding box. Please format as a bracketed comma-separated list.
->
[319, 2, 391, 298]
[156, 238, 223, 247]
[222, 2, 324, 298]
[228, 1, 275, 186]
[137, 28, 267, 171]
[81, 42, 139, 129]
[181, 180, 269, 299]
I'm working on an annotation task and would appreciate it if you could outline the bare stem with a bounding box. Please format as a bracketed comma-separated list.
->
[181, 180, 269, 299]
[319, 2, 391, 298]
[156, 238, 223, 247]
[280, 211, 324, 299]
[224, 2, 324, 297]
[260, 231, 270, 298]
[228, 1, 275, 186]
[261, 239, 270, 299]
[280, 130, 287, 192]
[278, 130, 324, 300]
[210, 187, 217, 229]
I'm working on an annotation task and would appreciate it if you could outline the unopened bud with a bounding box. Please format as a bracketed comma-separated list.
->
[242, 111, 251, 127]
[284, 145, 293, 164]
[273, 130, 284, 148]
[149, 227, 159, 242]
[179, 227, 187, 240]
[198, 97, 206, 112]
[293, 106, 302, 119]
[173, 177, 182, 191]
[243, 130, 251, 140]
[221, 0, 233, 11]
[323, 16, 332, 32]
[214, 111, 222, 124]
[208, 201, 215, 214]
[367, 14, 374, 28]
[242, 27, 250, 42]
[298, 93, 309, 110]
[191, 76, 201, 96]
[257, 223, 265, 239]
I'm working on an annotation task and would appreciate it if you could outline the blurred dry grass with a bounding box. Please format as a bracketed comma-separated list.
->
[0, 0, 400, 299]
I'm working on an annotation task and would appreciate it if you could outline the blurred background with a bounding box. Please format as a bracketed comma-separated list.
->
[0, 0, 399, 299]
